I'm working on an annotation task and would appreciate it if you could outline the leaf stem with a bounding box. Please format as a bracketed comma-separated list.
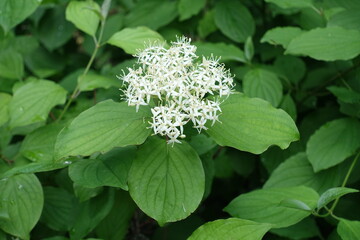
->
[329, 151, 360, 212]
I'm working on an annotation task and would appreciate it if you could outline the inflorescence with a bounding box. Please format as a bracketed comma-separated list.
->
[119, 37, 234, 144]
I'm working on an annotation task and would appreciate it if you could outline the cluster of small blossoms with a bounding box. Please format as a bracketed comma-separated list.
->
[119, 37, 234, 144]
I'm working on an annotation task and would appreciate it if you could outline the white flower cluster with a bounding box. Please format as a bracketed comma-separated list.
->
[120, 37, 234, 144]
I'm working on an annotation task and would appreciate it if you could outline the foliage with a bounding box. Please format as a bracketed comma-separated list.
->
[1, 0, 360, 239]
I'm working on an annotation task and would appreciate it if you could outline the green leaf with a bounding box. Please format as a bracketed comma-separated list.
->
[188, 218, 271, 240]
[224, 186, 319, 228]
[20, 123, 64, 162]
[264, 152, 343, 194]
[328, 9, 360, 31]
[70, 189, 114, 240]
[69, 146, 135, 190]
[65, 0, 101, 36]
[274, 55, 306, 84]
[9, 79, 67, 129]
[35, 6, 75, 51]
[214, 0, 255, 43]
[265, 0, 314, 9]
[244, 37, 254, 62]
[261, 27, 303, 48]
[0, 93, 11, 126]
[178, 0, 206, 21]
[197, 10, 217, 38]
[271, 218, 320, 240]
[206, 94, 299, 154]
[0, 49, 24, 80]
[54, 100, 151, 160]
[41, 187, 77, 231]
[306, 118, 360, 172]
[124, 0, 177, 30]
[327, 86, 360, 103]
[279, 199, 312, 211]
[95, 191, 136, 240]
[337, 219, 360, 240]
[78, 72, 121, 92]
[194, 42, 245, 63]
[107, 27, 165, 55]
[0, 0, 40, 32]
[0, 174, 43, 240]
[317, 187, 359, 210]
[243, 68, 283, 107]
[286, 27, 360, 61]
[280, 94, 297, 120]
[128, 137, 205, 224]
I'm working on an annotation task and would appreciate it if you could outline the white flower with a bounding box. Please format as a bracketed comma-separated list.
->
[119, 36, 234, 144]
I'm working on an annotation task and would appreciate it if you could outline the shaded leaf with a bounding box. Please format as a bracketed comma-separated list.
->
[0, 93, 11, 126]
[317, 187, 358, 210]
[195, 42, 245, 63]
[261, 27, 303, 48]
[178, 0, 206, 21]
[337, 219, 360, 240]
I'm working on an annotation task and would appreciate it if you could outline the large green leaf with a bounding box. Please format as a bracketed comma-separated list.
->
[0, 49, 24, 80]
[65, 0, 101, 36]
[224, 186, 319, 228]
[206, 94, 299, 154]
[178, 0, 206, 21]
[0, 174, 43, 240]
[243, 68, 283, 107]
[188, 218, 271, 240]
[69, 146, 135, 190]
[286, 27, 360, 61]
[337, 219, 360, 240]
[328, 9, 360, 31]
[327, 86, 360, 103]
[41, 187, 77, 231]
[107, 27, 164, 54]
[78, 72, 121, 92]
[36, 6, 75, 51]
[20, 123, 64, 162]
[128, 137, 205, 224]
[124, 0, 177, 30]
[9, 79, 67, 129]
[0, 0, 40, 32]
[0, 93, 11, 126]
[317, 187, 359, 210]
[306, 118, 360, 172]
[261, 27, 303, 48]
[265, 0, 314, 9]
[264, 152, 343, 194]
[54, 100, 151, 160]
[194, 42, 245, 63]
[214, 0, 255, 43]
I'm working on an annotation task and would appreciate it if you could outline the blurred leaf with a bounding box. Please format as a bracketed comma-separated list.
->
[317, 187, 359, 210]
[279, 199, 312, 211]
[280, 94, 297, 120]
[78, 72, 121, 91]
[188, 218, 271, 240]
[41, 187, 77, 231]
[128, 137, 205, 224]
[96, 191, 136, 240]
[271, 218, 320, 240]
[12, 35, 39, 56]
[73, 184, 103, 202]
[101, 14, 124, 42]
[0, 93, 11, 126]
[36, 6, 75, 51]
[69, 146, 135, 190]
[214, 0, 255, 43]
[197, 10, 217, 38]
[224, 186, 319, 228]
[194, 42, 245, 63]
[107, 26, 164, 54]
[307, 118, 360, 172]
[206, 94, 299, 154]
[65, 0, 101, 36]
[0, 0, 40, 32]
[328, 9, 360, 31]
[54, 100, 152, 160]
[0, 174, 43, 240]
[244, 37, 254, 62]
[265, 0, 314, 9]
[264, 152, 343, 194]
[124, 0, 177, 30]
[286, 27, 360, 61]
[327, 86, 360, 103]
[0, 49, 24, 80]
[20, 123, 64, 162]
[178, 0, 206, 21]
[243, 68, 283, 107]
[337, 219, 360, 240]
[9, 79, 67, 129]
[261, 27, 303, 48]
[274, 55, 306, 84]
